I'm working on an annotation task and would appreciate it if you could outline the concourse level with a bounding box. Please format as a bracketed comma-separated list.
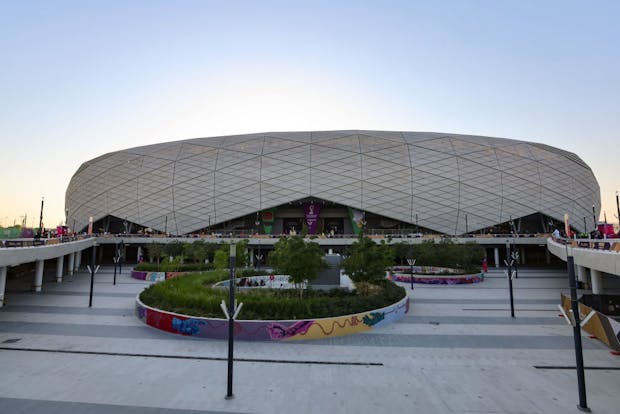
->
[0, 238, 95, 306]
[547, 237, 620, 294]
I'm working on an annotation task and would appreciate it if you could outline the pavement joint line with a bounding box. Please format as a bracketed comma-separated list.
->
[533, 365, 620, 370]
[0, 346, 384, 366]
[462, 308, 555, 311]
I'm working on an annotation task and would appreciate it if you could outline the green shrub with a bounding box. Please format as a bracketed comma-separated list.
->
[139, 272, 406, 320]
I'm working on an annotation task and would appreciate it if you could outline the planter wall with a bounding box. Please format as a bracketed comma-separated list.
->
[391, 273, 483, 285]
[131, 270, 188, 281]
[136, 294, 409, 341]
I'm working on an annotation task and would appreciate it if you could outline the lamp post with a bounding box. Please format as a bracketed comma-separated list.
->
[505, 240, 515, 318]
[592, 205, 596, 230]
[226, 243, 236, 399]
[407, 242, 416, 290]
[38, 196, 44, 237]
[465, 214, 468, 235]
[566, 255, 590, 412]
[89, 243, 97, 307]
[616, 191, 619, 233]
[583, 217, 587, 235]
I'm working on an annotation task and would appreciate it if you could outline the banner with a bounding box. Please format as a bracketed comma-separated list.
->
[564, 213, 571, 238]
[303, 203, 321, 234]
[261, 209, 275, 235]
[348, 207, 365, 235]
[88, 216, 93, 235]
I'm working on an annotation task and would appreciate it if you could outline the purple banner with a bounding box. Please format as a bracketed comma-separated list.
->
[303, 203, 321, 234]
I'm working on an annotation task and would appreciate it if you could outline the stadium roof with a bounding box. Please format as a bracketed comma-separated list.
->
[66, 130, 600, 235]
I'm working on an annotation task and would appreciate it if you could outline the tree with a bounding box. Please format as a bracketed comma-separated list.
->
[212, 241, 249, 270]
[412, 239, 484, 272]
[213, 240, 248, 269]
[268, 236, 326, 298]
[146, 243, 165, 269]
[391, 242, 411, 265]
[164, 240, 184, 262]
[213, 248, 229, 270]
[343, 235, 393, 295]
[184, 240, 209, 264]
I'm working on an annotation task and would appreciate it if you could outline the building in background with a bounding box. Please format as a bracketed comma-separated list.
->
[65, 130, 600, 237]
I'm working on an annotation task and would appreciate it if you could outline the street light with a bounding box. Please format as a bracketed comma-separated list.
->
[505, 240, 515, 318]
[565, 255, 590, 412]
[38, 196, 44, 237]
[226, 243, 237, 399]
[407, 242, 416, 291]
[616, 191, 620, 233]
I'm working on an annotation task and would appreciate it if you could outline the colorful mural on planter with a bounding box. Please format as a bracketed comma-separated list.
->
[391, 273, 483, 285]
[135, 294, 409, 341]
[131, 270, 187, 281]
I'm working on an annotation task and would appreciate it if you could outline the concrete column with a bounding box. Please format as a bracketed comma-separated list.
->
[520, 248, 526, 265]
[75, 250, 82, 271]
[137, 246, 143, 262]
[67, 253, 75, 276]
[493, 247, 500, 268]
[56, 256, 64, 283]
[33, 259, 44, 292]
[545, 249, 551, 264]
[591, 269, 603, 294]
[249, 248, 254, 267]
[0, 266, 7, 308]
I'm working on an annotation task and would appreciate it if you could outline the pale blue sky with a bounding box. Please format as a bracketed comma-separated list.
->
[1, 0, 618, 228]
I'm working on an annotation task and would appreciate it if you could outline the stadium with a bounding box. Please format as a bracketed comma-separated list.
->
[65, 130, 600, 237]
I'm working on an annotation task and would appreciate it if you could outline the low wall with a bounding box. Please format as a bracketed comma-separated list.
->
[131, 270, 188, 281]
[136, 294, 409, 341]
[560, 294, 620, 352]
[391, 273, 484, 285]
[392, 265, 462, 274]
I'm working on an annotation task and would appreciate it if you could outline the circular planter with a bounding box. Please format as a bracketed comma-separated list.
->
[390, 265, 484, 284]
[391, 273, 483, 285]
[135, 294, 409, 341]
[131, 270, 189, 281]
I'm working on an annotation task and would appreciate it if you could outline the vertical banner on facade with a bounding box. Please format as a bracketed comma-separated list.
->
[564, 213, 571, 238]
[303, 203, 321, 234]
[88, 216, 93, 235]
[348, 207, 365, 235]
[261, 209, 275, 234]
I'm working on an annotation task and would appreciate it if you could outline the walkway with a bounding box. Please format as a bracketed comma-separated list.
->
[1, 266, 619, 413]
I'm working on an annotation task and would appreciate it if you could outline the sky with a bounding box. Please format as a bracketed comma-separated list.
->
[1, 0, 619, 229]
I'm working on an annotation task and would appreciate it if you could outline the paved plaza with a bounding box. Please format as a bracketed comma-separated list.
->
[1, 265, 619, 413]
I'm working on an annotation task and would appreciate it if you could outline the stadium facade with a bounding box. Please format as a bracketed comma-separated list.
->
[65, 130, 600, 236]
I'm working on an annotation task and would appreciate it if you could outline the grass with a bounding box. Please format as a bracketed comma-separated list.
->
[139, 271, 407, 320]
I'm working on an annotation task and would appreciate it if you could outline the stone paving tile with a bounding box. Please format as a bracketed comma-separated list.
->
[1, 266, 619, 414]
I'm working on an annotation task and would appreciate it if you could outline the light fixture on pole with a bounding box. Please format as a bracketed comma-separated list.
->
[465, 214, 468, 235]
[505, 240, 515, 318]
[38, 196, 44, 237]
[225, 242, 243, 399]
[591, 205, 596, 230]
[564, 255, 590, 412]
[616, 191, 620, 233]
[583, 217, 587, 235]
